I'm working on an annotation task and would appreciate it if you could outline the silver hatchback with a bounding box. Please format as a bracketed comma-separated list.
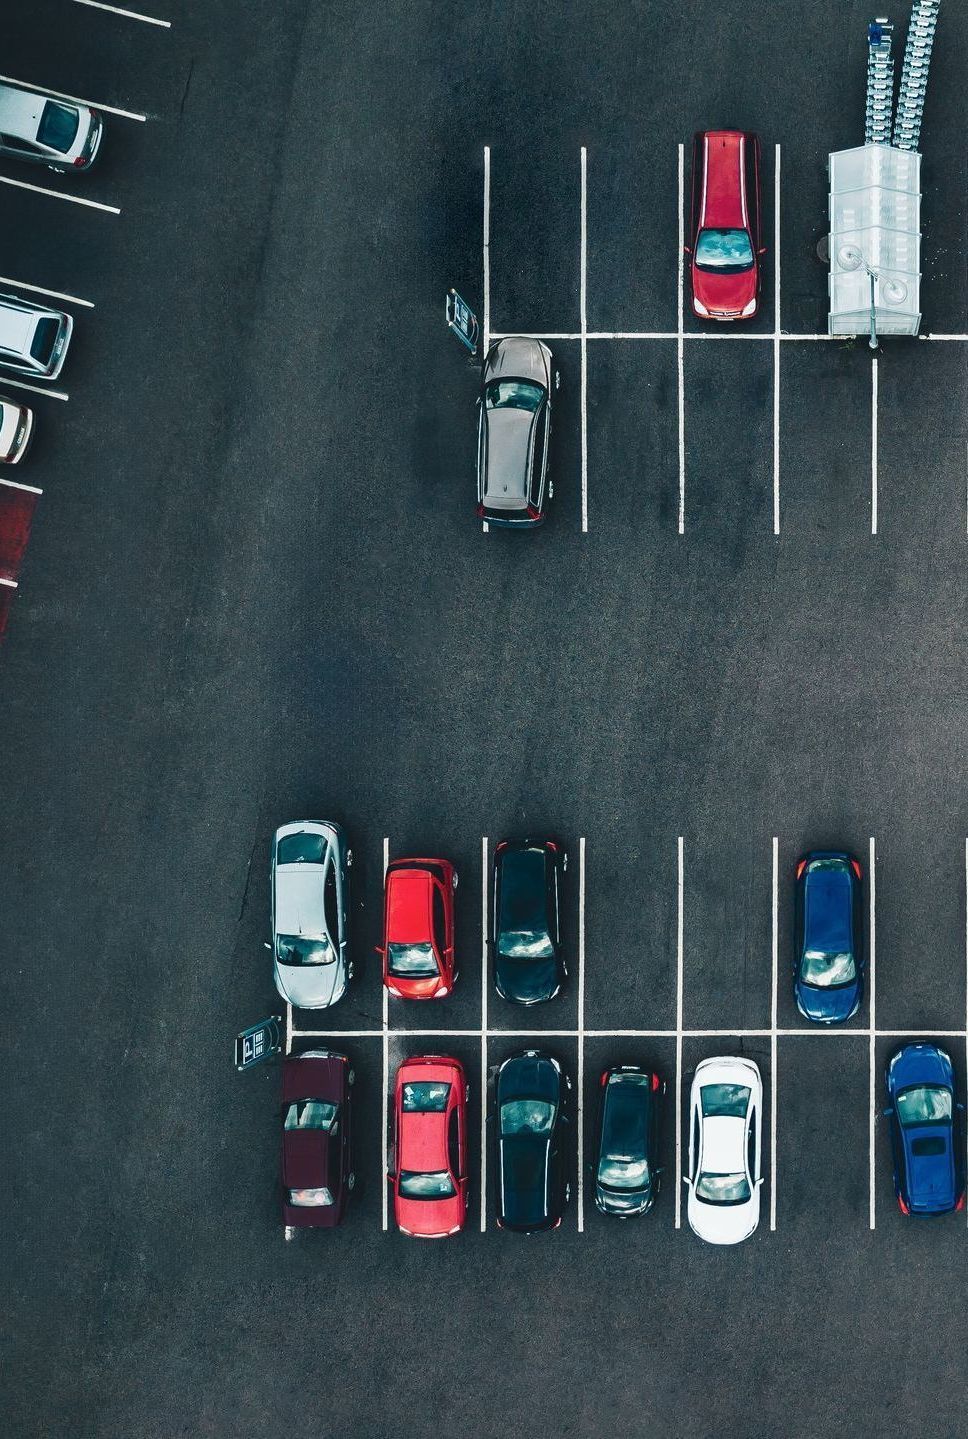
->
[271, 821, 352, 1009]
[0, 84, 102, 171]
[476, 337, 558, 528]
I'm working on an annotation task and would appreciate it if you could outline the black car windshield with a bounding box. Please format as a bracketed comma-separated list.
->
[486, 380, 544, 412]
[695, 1171, 751, 1204]
[284, 1100, 338, 1131]
[695, 227, 754, 272]
[402, 1081, 451, 1113]
[388, 942, 438, 978]
[800, 949, 857, 988]
[277, 935, 335, 966]
[599, 1155, 650, 1190]
[37, 101, 79, 152]
[29, 318, 59, 366]
[700, 1083, 750, 1117]
[501, 1098, 555, 1136]
[277, 831, 326, 864]
[897, 1085, 952, 1127]
[398, 1169, 456, 1200]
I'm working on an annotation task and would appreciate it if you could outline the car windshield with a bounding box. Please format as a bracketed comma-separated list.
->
[388, 941, 438, 978]
[501, 1098, 555, 1136]
[402, 1081, 451, 1113]
[700, 1083, 750, 1117]
[486, 380, 544, 412]
[398, 1169, 456, 1200]
[599, 1078, 651, 1189]
[499, 930, 555, 959]
[800, 949, 857, 987]
[599, 1155, 650, 1190]
[288, 1187, 334, 1207]
[277, 935, 335, 966]
[897, 1085, 952, 1127]
[695, 227, 754, 271]
[37, 100, 79, 153]
[695, 1171, 751, 1204]
[498, 850, 553, 958]
[29, 318, 59, 365]
[277, 831, 326, 864]
[284, 1100, 337, 1131]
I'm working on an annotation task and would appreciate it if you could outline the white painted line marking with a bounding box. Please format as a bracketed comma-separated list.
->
[676, 143, 685, 535]
[0, 174, 120, 214]
[577, 836, 586, 1230]
[0, 576, 18, 589]
[871, 357, 878, 535]
[482, 146, 490, 536]
[674, 835, 684, 1228]
[382, 836, 389, 1232]
[72, 0, 171, 25]
[0, 377, 68, 402]
[284, 1002, 292, 1056]
[869, 835, 877, 1230]
[770, 835, 778, 1231]
[287, 1025, 964, 1041]
[773, 145, 781, 537]
[481, 835, 489, 1232]
[0, 75, 147, 122]
[486, 330, 968, 344]
[580, 147, 588, 535]
[0, 276, 93, 308]
[0, 477, 42, 495]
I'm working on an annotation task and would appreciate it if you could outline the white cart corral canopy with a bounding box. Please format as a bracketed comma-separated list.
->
[828, 143, 921, 337]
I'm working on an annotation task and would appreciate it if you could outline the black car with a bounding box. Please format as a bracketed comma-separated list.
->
[495, 1050, 570, 1233]
[594, 1066, 663, 1217]
[492, 838, 566, 1004]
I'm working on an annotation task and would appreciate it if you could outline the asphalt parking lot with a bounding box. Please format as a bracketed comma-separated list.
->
[2, 2, 968, 1436]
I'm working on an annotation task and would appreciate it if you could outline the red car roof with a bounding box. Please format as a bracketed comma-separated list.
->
[386, 864, 434, 942]
[699, 130, 748, 230]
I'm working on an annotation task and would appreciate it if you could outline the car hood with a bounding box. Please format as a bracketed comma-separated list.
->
[890, 1046, 952, 1090]
[275, 958, 345, 1009]
[495, 955, 560, 1004]
[484, 336, 550, 385]
[688, 1190, 759, 1245]
[693, 263, 757, 315]
[796, 977, 860, 1024]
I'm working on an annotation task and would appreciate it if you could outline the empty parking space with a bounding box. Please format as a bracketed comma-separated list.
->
[681, 830, 773, 1033]
[487, 145, 581, 338]
[586, 141, 678, 334]
[875, 830, 968, 1033]
[683, 338, 774, 532]
[777, 1035, 869, 1228]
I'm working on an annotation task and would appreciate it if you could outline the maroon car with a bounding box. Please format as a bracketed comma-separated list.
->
[281, 1050, 354, 1235]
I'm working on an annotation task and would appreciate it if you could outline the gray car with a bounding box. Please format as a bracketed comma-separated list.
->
[271, 821, 352, 1009]
[0, 83, 102, 171]
[476, 337, 558, 527]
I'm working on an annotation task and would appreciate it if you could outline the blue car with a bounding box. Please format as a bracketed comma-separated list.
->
[884, 1045, 964, 1216]
[793, 851, 863, 1023]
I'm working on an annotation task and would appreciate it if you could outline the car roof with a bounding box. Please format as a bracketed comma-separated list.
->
[0, 87, 46, 138]
[483, 408, 534, 508]
[700, 130, 748, 230]
[386, 863, 434, 939]
[804, 862, 853, 950]
[400, 1109, 449, 1173]
[275, 864, 326, 935]
[700, 1115, 746, 1172]
[0, 304, 35, 354]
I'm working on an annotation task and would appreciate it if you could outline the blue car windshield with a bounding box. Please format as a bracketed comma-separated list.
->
[800, 949, 857, 988]
[695, 228, 754, 272]
[897, 1085, 952, 1127]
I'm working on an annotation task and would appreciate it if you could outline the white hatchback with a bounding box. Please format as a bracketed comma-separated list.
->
[685, 1056, 763, 1245]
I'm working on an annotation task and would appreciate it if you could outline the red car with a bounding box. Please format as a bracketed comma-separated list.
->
[391, 1056, 469, 1237]
[281, 1050, 354, 1236]
[687, 130, 762, 321]
[379, 857, 458, 999]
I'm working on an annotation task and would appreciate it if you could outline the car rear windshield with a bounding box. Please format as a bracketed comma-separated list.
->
[398, 1169, 456, 1200]
[897, 1085, 952, 1127]
[289, 1186, 333, 1207]
[277, 935, 335, 966]
[911, 1136, 947, 1157]
[800, 950, 857, 988]
[402, 1080, 451, 1113]
[29, 318, 59, 366]
[37, 101, 79, 153]
[277, 831, 326, 864]
[695, 227, 754, 272]
[388, 941, 438, 978]
[501, 1098, 555, 1136]
[285, 1100, 337, 1131]
[695, 1171, 751, 1204]
[485, 380, 543, 411]
[498, 850, 552, 957]
[700, 1083, 750, 1117]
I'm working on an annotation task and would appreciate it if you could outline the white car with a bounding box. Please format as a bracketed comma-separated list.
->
[0, 396, 33, 463]
[0, 83, 102, 172]
[685, 1056, 763, 1245]
[271, 821, 352, 1009]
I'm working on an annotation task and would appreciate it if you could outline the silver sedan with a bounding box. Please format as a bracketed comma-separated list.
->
[476, 337, 558, 527]
[271, 821, 352, 1009]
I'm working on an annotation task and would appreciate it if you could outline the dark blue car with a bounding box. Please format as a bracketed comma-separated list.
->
[885, 1044, 964, 1216]
[793, 851, 863, 1023]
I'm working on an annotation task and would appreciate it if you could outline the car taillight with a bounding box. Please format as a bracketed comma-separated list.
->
[475, 503, 485, 518]
[73, 156, 87, 167]
[600, 1070, 610, 1087]
[652, 1073, 661, 1091]
[898, 1194, 910, 1215]
[957, 1191, 966, 1212]
[851, 859, 863, 880]
[796, 859, 807, 879]
[526, 503, 541, 520]
[495, 840, 508, 853]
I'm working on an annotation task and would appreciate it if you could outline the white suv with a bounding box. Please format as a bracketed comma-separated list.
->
[0, 295, 73, 381]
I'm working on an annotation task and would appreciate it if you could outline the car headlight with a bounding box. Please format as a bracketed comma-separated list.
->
[693, 298, 709, 317]
[741, 297, 757, 317]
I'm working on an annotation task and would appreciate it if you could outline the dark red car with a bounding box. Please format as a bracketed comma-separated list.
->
[379, 857, 458, 1000]
[390, 1055, 469, 1237]
[281, 1050, 354, 1236]
[687, 130, 762, 321]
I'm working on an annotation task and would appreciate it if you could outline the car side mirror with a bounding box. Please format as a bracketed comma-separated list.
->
[263, 941, 272, 951]
[682, 245, 692, 255]
[958, 1102, 966, 1113]
[882, 1107, 893, 1117]
[758, 246, 767, 255]
[756, 1177, 765, 1187]
[682, 1174, 691, 1186]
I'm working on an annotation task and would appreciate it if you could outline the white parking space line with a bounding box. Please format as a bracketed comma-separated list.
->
[868, 835, 877, 1230]
[72, 0, 172, 25]
[0, 75, 147, 122]
[382, 837, 389, 1232]
[481, 835, 489, 1232]
[0, 576, 18, 589]
[577, 836, 586, 1230]
[771, 836, 778, 1230]
[676, 144, 685, 536]
[0, 477, 43, 495]
[286, 1024, 964, 1041]
[773, 145, 781, 537]
[0, 174, 120, 214]
[0, 377, 68, 402]
[284, 1002, 293, 1056]
[871, 358, 879, 535]
[580, 148, 588, 535]
[674, 835, 684, 1228]
[0, 276, 93, 308]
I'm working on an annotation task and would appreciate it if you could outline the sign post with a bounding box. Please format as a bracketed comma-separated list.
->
[446, 288, 479, 355]
[235, 1016, 282, 1072]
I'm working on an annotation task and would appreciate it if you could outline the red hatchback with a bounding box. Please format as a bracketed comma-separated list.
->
[687, 130, 762, 321]
[379, 857, 458, 999]
[281, 1050, 354, 1236]
[391, 1056, 469, 1237]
